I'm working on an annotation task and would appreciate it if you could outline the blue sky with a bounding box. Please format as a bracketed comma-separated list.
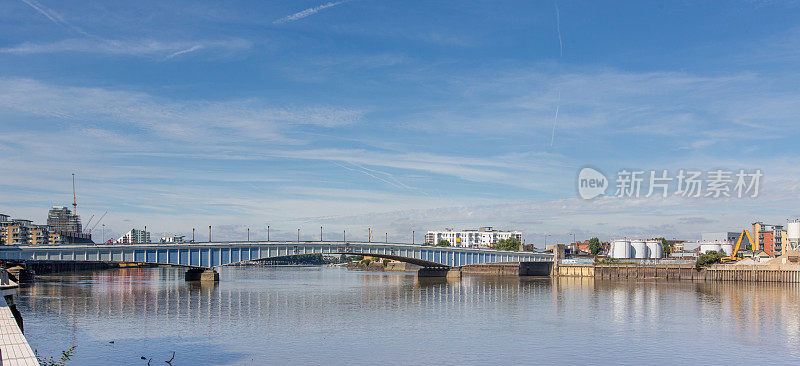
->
[2, 0, 800, 244]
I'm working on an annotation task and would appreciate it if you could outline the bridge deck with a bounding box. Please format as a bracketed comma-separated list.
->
[0, 241, 552, 269]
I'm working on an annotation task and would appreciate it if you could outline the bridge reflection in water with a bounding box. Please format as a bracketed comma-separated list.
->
[17, 266, 800, 365]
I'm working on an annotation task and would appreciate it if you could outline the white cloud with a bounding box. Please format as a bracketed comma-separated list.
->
[0, 78, 363, 143]
[0, 38, 251, 58]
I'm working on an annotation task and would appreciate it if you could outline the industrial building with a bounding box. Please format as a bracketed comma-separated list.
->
[117, 229, 151, 244]
[425, 227, 522, 248]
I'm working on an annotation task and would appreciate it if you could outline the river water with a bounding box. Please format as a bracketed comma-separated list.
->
[15, 266, 800, 365]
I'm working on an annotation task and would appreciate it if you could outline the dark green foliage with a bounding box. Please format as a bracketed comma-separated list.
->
[696, 250, 724, 270]
[588, 237, 602, 255]
[494, 237, 521, 251]
[437, 239, 451, 247]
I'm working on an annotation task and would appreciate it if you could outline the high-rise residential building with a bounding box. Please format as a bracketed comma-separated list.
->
[0, 211, 89, 245]
[117, 229, 150, 244]
[425, 227, 522, 248]
[752, 222, 786, 256]
[47, 206, 82, 233]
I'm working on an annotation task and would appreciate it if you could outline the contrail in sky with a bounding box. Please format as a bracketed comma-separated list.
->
[555, 3, 563, 57]
[273, 1, 349, 25]
[550, 2, 563, 147]
[165, 45, 203, 60]
[20, 0, 92, 37]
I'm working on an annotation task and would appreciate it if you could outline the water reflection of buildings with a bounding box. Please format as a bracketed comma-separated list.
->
[17, 268, 800, 355]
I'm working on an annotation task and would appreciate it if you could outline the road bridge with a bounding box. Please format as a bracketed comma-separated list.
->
[0, 241, 553, 280]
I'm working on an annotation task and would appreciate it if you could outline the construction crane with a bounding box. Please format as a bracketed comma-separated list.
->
[721, 229, 754, 263]
[72, 173, 78, 215]
[84, 214, 95, 230]
[89, 211, 107, 234]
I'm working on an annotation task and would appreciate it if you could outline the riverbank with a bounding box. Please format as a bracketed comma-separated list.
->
[345, 260, 422, 272]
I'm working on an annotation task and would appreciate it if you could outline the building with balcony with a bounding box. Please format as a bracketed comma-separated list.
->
[117, 229, 150, 244]
[425, 227, 522, 248]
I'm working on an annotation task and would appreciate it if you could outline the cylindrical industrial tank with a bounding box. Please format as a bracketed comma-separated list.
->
[788, 221, 800, 241]
[646, 240, 662, 258]
[720, 243, 733, 256]
[631, 240, 647, 259]
[699, 242, 722, 254]
[611, 239, 630, 259]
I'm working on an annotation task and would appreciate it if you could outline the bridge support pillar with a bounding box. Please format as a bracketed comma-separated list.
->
[185, 268, 219, 282]
[417, 267, 461, 278]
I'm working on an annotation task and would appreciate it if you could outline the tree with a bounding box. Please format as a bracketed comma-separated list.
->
[653, 237, 671, 257]
[494, 237, 521, 251]
[588, 237, 602, 255]
[437, 239, 451, 247]
[695, 250, 724, 270]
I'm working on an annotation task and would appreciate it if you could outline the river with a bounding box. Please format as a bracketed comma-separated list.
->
[15, 266, 800, 365]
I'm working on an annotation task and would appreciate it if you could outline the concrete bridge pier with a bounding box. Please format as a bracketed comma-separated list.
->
[417, 267, 461, 278]
[185, 268, 219, 282]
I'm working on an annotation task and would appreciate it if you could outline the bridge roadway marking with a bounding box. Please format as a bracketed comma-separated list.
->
[0, 241, 553, 269]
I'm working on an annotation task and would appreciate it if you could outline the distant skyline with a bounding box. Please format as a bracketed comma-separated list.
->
[2, 1, 800, 244]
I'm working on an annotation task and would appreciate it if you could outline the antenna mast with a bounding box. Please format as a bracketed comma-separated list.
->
[72, 173, 77, 214]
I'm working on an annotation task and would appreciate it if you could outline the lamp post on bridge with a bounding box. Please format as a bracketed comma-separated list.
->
[192, 228, 195, 243]
[101, 224, 105, 244]
[343, 230, 346, 243]
[297, 228, 300, 243]
[320, 226, 323, 242]
[247, 228, 250, 242]
[209, 226, 212, 243]
[385, 232, 388, 243]
[412, 230, 415, 245]
[267, 225, 270, 242]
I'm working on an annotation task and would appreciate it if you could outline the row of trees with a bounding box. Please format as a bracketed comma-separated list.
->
[429, 238, 524, 250]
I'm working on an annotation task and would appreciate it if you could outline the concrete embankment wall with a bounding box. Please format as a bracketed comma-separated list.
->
[461, 262, 552, 276]
[558, 264, 708, 281]
[558, 263, 800, 283]
[708, 264, 800, 283]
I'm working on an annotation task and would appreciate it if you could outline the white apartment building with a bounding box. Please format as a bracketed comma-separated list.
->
[160, 235, 185, 243]
[425, 227, 522, 248]
[117, 229, 150, 244]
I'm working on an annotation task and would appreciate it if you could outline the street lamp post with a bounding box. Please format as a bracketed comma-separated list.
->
[412, 230, 415, 245]
[247, 228, 250, 242]
[297, 228, 300, 242]
[101, 224, 105, 243]
[385, 232, 388, 243]
[267, 225, 270, 241]
[320, 226, 323, 242]
[209, 225, 212, 242]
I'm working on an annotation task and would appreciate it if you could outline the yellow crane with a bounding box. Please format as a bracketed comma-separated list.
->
[720, 229, 754, 263]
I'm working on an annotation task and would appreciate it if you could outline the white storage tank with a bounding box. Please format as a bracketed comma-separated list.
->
[788, 221, 800, 242]
[631, 240, 648, 259]
[720, 243, 733, 256]
[646, 240, 663, 259]
[611, 239, 631, 259]
[699, 242, 722, 254]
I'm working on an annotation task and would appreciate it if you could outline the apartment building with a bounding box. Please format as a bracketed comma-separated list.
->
[425, 227, 522, 248]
